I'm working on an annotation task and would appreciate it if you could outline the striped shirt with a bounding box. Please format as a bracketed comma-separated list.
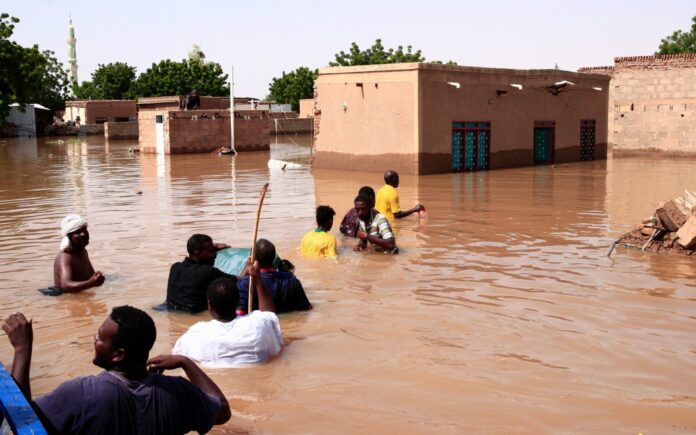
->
[359, 211, 398, 253]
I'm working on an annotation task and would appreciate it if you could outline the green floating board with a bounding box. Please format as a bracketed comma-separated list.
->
[214, 248, 252, 276]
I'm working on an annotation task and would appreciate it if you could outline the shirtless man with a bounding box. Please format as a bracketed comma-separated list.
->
[53, 214, 104, 293]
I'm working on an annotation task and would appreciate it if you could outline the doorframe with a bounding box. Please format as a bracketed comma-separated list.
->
[451, 121, 491, 172]
[533, 120, 555, 165]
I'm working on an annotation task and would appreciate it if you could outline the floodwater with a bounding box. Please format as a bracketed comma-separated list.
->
[0, 134, 695, 434]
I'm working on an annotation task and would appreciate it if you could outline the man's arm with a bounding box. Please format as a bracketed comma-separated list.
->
[2, 313, 33, 400]
[147, 355, 231, 425]
[357, 230, 396, 250]
[56, 254, 104, 293]
[394, 204, 424, 219]
[249, 260, 275, 313]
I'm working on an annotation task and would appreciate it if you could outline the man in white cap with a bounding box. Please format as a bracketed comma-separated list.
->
[52, 214, 104, 293]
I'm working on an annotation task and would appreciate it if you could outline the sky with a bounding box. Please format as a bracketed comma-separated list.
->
[5, 0, 695, 98]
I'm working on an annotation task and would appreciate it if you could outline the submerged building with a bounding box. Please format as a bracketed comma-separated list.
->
[579, 53, 696, 156]
[314, 63, 610, 175]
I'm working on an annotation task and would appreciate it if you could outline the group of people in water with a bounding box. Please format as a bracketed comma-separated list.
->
[1, 170, 424, 433]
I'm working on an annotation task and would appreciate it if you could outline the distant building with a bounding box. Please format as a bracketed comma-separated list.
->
[314, 63, 609, 175]
[4, 104, 50, 137]
[67, 17, 78, 94]
[65, 100, 137, 125]
[579, 53, 696, 155]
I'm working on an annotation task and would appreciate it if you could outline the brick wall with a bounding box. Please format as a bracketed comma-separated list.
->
[581, 54, 696, 155]
[139, 110, 270, 154]
[78, 124, 105, 135]
[104, 121, 138, 140]
[270, 118, 313, 134]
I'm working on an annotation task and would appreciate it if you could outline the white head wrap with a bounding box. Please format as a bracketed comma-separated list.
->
[60, 214, 88, 252]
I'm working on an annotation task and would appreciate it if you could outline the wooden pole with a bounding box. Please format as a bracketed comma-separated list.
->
[248, 183, 269, 313]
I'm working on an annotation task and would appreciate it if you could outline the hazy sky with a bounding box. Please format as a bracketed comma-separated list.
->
[5, 1, 695, 97]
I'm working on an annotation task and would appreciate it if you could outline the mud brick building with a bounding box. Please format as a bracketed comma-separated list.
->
[137, 96, 270, 154]
[579, 54, 696, 155]
[65, 100, 137, 125]
[313, 63, 609, 175]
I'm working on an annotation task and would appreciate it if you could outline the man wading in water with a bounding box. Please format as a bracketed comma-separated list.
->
[48, 214, 104, 294]
[354, 195, 399, 254]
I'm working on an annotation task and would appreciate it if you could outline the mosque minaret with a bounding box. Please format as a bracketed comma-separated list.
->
[67, 16, 78, 90]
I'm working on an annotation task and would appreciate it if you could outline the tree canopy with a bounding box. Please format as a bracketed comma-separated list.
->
[657, 16, 696, 54]
[0, 13, 69, 126]
[268, 66, 317, 111]
[329, 39, 425, 66]
[133, 59, 229, 97]
[74, 62, 137, 100]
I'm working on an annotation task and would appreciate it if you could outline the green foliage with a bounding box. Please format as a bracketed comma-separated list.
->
[431, 60, 458, 66]
[74, 62, 136, 100]
[133, 59, 229, 97]
[268, 66, 317, 111]
[0, 13, 69, 127]
[329, 38, 425, 66]
[657, 16, 696, 54]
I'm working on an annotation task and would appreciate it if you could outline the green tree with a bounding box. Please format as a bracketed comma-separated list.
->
[133, 59, 228, 97]
[0, 13, 69, 127]
[329, 38, 425, 66]
[657, 16, 696, 54]
[268, 66, 317, 111]
[74, 62, 136, 100]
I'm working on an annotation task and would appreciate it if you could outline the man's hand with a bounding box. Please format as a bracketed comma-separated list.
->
[147, 354, 188, 374]
[214, 243, 231, 251]
[91, 271, 105, 286]
[2, 312, 33, 351]
[416, 204, 425, 212]
[356, 230, 368, 241]
[353, 242, 365, 252]
[3, 312, 33, 399]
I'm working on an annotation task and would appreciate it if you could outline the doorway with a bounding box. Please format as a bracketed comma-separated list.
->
[533, 121, 555, 165]
[452, 122, 490, 172]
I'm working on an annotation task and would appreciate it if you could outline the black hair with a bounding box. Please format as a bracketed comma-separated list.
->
[187, 234, 212, 255]
[110, 305, 156, 365]
[207, 277, 239, 315]
[256, 239, 276, 268]
[358, 186, 375, 200]
[316, 205, 335, 227]
[354, 194, 370, 205]
[384, 170, 398, 184]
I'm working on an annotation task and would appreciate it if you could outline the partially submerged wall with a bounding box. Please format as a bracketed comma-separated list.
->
[139, 110, 270, 154]
[105, 121, 138, 140]
[580, 54, 696, 155]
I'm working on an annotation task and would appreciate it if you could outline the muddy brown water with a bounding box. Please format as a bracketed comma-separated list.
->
[0, 135, 694, 434]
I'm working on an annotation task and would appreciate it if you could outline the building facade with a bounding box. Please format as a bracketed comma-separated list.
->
[64, 100, 137, 125]
[314, 63, 609, 175]
[579, 53, 696, 155]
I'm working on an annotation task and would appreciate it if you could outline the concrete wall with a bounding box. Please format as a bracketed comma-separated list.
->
[66, 100, 136, 124]
[78, 124, 105, 135]
[299, 98, 314, 118]
[104, 121, 138, 140]
[315, 63, 609, 175]
[139, 110, 270, 154]
[314, 64, 419, 173]
[598, 54, 696, 155]
[419, 65, 609, 173]
[271, 118, 313, 134]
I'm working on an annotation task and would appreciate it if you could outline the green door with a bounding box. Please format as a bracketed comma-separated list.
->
[534, 128, 553, 164]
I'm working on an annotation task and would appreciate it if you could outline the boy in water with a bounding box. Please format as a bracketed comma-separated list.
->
[52, 214, 105, 293]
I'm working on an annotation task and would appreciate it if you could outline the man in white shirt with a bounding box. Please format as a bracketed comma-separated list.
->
[173, 261, 283, 367]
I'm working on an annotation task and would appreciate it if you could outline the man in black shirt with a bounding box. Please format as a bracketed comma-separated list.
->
[166, 234, 236, 312]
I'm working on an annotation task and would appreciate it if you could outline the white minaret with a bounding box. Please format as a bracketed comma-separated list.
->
[67, 16, 78, 90]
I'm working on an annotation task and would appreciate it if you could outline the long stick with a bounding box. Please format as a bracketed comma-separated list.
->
[248, 183, 269, 313]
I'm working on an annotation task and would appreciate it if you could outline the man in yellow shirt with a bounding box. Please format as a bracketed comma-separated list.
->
[301, 206, 338, 258]
[375, 170, 424, 221]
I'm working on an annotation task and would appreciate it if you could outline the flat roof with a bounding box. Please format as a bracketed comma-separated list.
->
[318, 62, 610, 81]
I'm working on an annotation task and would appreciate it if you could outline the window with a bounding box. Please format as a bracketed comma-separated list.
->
[579, 119, 596, 161]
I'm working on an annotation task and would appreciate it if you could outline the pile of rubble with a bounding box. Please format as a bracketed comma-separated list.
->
[614, 190, 696, 256]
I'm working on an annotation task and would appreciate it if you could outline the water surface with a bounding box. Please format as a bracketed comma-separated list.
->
[0, 135, 694, 434]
